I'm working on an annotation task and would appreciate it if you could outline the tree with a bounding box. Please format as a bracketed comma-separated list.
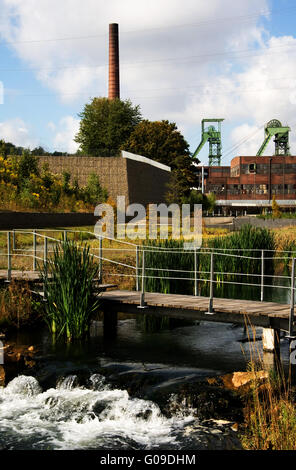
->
[74, 97, 142, 156]
[123, 119, 190, 167]
[165, 154, 197, 204]
[84, 172, 108, 204]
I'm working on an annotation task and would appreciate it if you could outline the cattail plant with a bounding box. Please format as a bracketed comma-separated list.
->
[40, 240, 101, 341]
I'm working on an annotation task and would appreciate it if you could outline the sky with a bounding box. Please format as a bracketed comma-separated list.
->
[0, 0, 296, 164]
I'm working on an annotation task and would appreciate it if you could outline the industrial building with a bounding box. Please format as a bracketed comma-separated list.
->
[194, 119, 296, 212]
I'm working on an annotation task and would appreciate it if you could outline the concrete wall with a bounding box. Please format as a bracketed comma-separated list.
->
[29, 152, 171, 206]
[234, 216, 296, 230]
[0, 211, 97, 230]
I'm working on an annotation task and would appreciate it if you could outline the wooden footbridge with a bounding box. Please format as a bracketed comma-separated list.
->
[1, 228, 296, 353]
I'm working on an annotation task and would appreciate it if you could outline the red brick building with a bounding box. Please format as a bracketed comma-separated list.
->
[201, 156, 296, 210]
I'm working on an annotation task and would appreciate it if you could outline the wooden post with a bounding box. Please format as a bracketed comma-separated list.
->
[262, 327, 281, 354]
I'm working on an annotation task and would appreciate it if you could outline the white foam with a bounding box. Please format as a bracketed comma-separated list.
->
[0, 375, 195, 450]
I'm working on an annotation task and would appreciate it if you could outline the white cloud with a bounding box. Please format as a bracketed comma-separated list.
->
[4, 0, 296, 159]
[0, 118, 38, 148]
[0, 0, 269, 111]
[52, 116, 80, 153]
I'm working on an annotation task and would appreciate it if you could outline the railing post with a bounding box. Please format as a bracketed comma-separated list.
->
[98, 236, 103, 283]
[136, 245, 139, 291]
[12, 229, 16, 250]
[206, 252, 215, 315]
[43, 236, 48, 301]
[138, 250, 148, 309]
[194, 248, 198, 296]
[7, 231, 11, 282]
[63, 230, 67, 242]
[33, 230, 37, 271]
[288, 257, 296, 339]
[261, 249, 264, 302]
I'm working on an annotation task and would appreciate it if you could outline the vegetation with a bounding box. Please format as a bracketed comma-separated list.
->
[239, 321, 296, 450]
[0, 151, 108, 212]
[0, 139, 71, 158]
[123, 119, 190, 166]
[165, 155, 200, 204]
[142, 225, 275, 296]
[40, 240, 101, 341]
[144, 239, 194, 295]
[0, 281, 42, 329]
[75, 97, 142, 156]
[180, 190, 216, 213]
[271, 195, 282, 219]
[203, 224, 275, 278]
[123, 119, 198, 203]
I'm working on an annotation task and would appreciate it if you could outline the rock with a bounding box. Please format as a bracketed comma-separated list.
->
[220, 371, 269, 391]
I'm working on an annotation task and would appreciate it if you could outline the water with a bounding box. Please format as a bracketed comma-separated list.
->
[0, 374, 197, 450]
[0, 273, 292, 450]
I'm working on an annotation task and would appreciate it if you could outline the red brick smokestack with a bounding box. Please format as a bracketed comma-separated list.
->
[108, 23, 120, 100]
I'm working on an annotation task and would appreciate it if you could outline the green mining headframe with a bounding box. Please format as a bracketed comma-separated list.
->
[192, 119, 224, 166]
[256, 119, 291, 156]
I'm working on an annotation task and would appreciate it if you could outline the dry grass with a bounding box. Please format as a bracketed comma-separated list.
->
[0, 280, 40, 329]
[240, 317, 296, 450]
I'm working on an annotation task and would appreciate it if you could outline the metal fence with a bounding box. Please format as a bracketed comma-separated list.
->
[0, 228, 296, 337]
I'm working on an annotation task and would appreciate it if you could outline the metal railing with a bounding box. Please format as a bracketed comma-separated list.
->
[1, 228, 296, 337]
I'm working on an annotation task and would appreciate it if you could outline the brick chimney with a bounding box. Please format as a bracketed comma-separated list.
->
[108, 23, 120, 100]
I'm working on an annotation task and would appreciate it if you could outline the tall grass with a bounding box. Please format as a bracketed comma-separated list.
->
[0, 281, 40, 329]
[40, 240, 101, 341]
[201, 224, 275, 278]
[240, 319, 296, 450]
[144, 239, 194, 295]
[144, 225, 275, 296]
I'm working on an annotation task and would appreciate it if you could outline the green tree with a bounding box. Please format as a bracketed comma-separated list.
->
[74, 97, 142, 156]
[165, 154, 198, 204]
[123, 119, 198, 204]
[17, 150, 39, 185]
[123, 119, 190, 167]
[85, 172, 108, 204]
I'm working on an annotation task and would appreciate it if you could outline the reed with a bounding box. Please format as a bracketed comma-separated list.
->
[40, 240, 101, 341]
[202, 224, 275, 278]
[240, 319, 296, 450]
[144, 239, 194, 295]
[0, 281, 40, 329]
[143, 226, 275, 296]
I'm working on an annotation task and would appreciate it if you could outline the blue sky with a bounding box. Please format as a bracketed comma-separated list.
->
[1, 0, 296, 164]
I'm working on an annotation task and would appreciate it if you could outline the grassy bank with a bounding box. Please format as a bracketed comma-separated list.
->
[0, 281, 42, 330]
